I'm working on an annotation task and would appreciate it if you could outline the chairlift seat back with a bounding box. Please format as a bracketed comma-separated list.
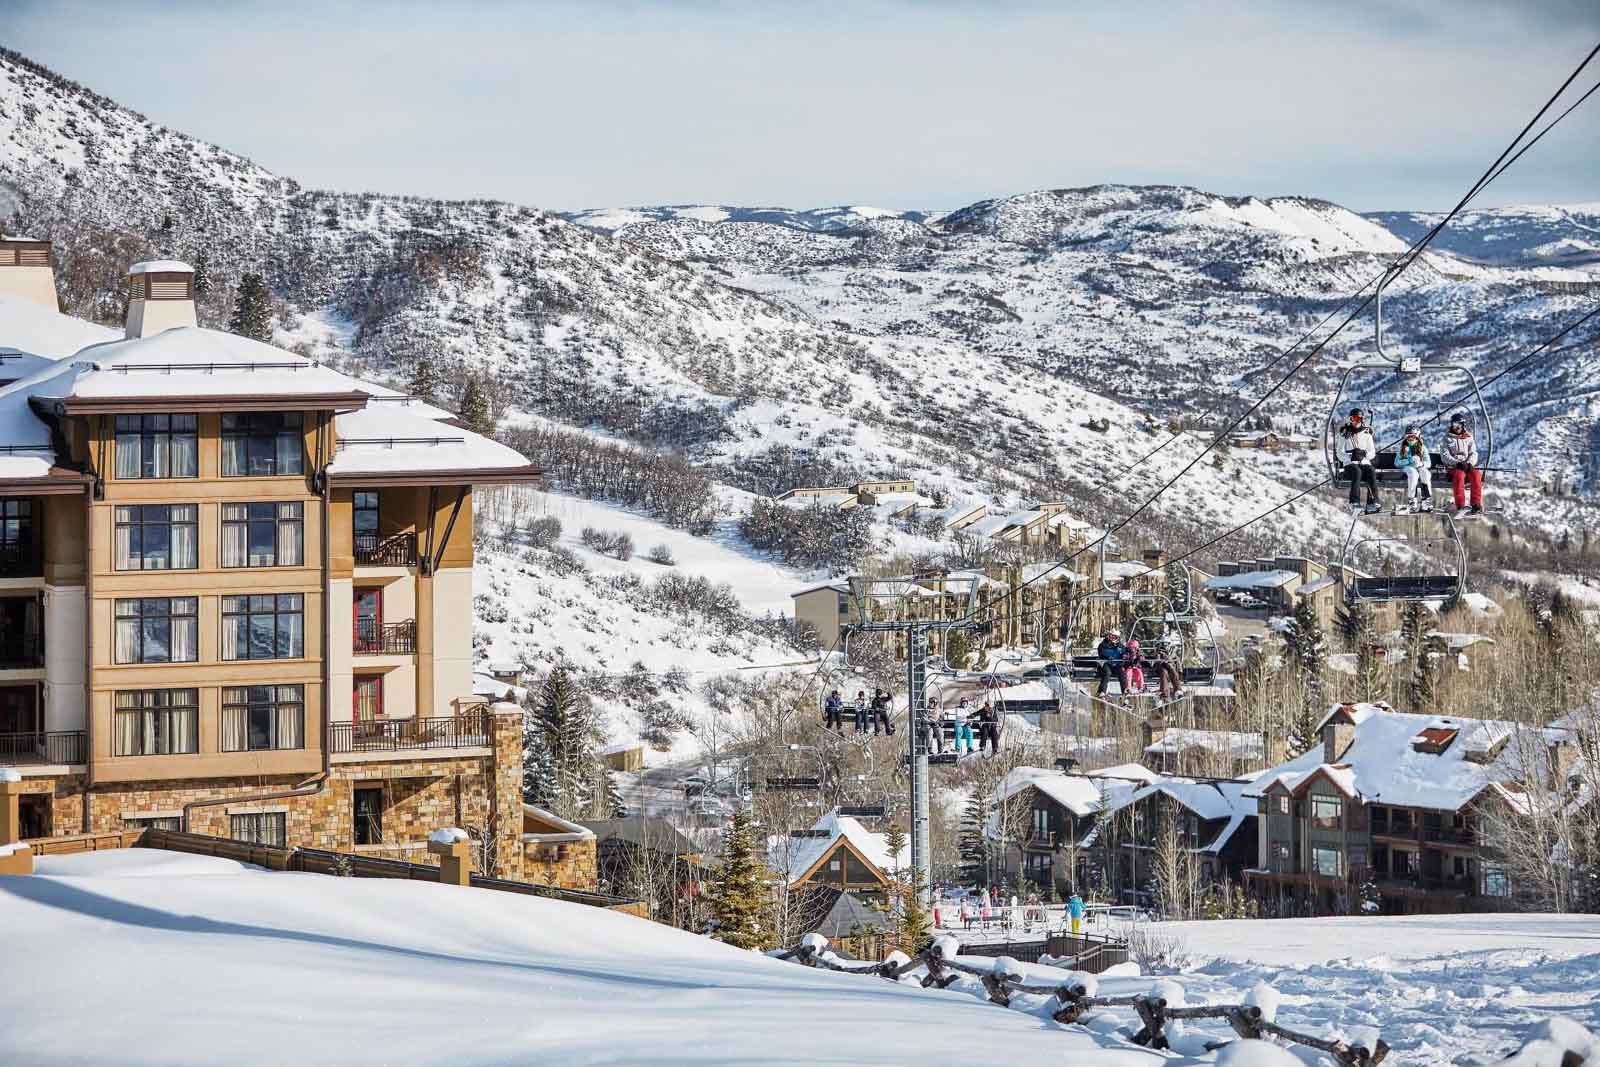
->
[1349, 574, 1460, 602]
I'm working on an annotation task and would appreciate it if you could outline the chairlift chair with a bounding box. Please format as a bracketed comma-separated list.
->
[1324, 265, 1496, 496]
[1339, 510, 1467, 605]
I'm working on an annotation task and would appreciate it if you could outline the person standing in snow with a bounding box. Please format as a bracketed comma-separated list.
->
[951, 698, 975, 755]
[852, 690, 868, 734]
[1094, 630, 1130, 697]
[1395, 424, 1433, 514]
[823, 690, 844, 732]
[1067, 892, 1086, 937]
[1442, 411, 1484, 515]
[1336, 407, 1382, 513]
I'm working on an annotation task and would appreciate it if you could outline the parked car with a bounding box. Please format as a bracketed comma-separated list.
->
[1236, 594, 1266, 610]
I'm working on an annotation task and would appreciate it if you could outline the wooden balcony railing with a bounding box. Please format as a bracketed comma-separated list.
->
[353, 619, 416, 655]
[354, 532, 417, 568]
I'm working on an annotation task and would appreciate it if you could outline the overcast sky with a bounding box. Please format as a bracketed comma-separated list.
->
[7, 1, 1599, 213]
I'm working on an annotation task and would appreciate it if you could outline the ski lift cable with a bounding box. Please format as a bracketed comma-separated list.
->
[956, 43, 1600, 630]
[1158, 301, 1600, 570]
[962, 298, 1600, 630]
[1081, 47, 1600, 501]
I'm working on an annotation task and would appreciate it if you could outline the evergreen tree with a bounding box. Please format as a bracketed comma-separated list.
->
[227, 272, 272, 342]
[1335, 598, 1374, 652]
[879, 824, 931, 953]
[943, 628, 972, 672]
[459, 373, 495, 436]
[706, 807, 770, 950]
[525, 665, 603, 819]
[604, 770, 627, 818]
[408, 352, 443, 405]
[958, 788, 992, 884]
[1282, 597, 1328, 753]
[1400, 601, 1437, 712]
[191, 252, 212, 299]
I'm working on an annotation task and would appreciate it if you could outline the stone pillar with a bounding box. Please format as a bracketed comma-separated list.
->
[489, 702, 525, 881]
[0, 771, 35, 875]
[428, 834, 472, 886]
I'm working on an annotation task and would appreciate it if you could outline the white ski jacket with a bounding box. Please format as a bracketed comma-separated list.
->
[1337, 425, 1378, 466]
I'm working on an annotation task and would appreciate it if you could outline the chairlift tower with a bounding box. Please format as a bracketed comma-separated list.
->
[845, 574, 986, 907]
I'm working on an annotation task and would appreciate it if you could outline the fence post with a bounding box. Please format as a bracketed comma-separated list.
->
[0, 772, 34, 875]
[428, 830, 473, 886]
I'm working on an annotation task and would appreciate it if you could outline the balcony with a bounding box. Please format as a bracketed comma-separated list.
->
[0, 543, 41, 579]
[354, 619, 416, 655]
[354, 532, 417, 568]
[1376, 874, 1474, 895]
[330, 711, 491, 754]
[0, 730, 86, 766]
[0, 634, 44, 670]
[1423, 825, 1475, 847]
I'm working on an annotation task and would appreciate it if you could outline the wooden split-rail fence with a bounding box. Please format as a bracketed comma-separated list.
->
[776, 937, 1388, 1067]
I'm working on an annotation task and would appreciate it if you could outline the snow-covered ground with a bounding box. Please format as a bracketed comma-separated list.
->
[3, 851, 1595, 1065]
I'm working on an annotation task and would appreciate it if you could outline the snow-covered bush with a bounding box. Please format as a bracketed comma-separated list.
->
[1127, 925, 1192, 972]
[526, 516, 562, 549]
[646, 543, 675, 566]
[543, 545, 587, 577]
[581, 527, 634, 560]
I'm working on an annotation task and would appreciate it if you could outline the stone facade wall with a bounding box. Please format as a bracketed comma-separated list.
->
[16, 742, 524, 878]
[523, 836, 598, 891]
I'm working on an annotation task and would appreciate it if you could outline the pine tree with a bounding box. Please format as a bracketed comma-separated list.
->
[191, 252, 212, 299]
[408, 352, 443, 405]
[958, 788, 992, 884]
[879, 824, 930, 953]
[526, 666, 603, 819]
[604, 770, 627, 818]
[706, 807, 770, 950]
[227, 272, 272, 342]
[1401, 601, 1438, 713]
[459, 373, 495, 436]
[1336, 598, 1373, 652]
[1282, 597, 1328, 753]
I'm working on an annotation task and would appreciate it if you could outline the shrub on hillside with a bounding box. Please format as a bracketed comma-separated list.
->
[526, 516, 562, 549]
[646, 544, 676, 566]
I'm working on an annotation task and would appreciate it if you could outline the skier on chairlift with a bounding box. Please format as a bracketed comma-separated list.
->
[1337, 407, 1381, 514]
[1442, 411, 1484, 515]
[1395, 424, 1433, 514]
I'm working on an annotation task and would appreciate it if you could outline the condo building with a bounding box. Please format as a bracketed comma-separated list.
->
[0, 240, 548, 878]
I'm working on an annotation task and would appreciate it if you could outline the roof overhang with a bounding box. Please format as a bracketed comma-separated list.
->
[326, 465, 543, 488]
[53, 391, 371, 416]
[0, 469, 92, 496]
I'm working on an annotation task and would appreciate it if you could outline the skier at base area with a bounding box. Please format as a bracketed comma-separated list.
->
[1067, 891, 1086, 936]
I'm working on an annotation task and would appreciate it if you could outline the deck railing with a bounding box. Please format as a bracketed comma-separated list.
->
[354, 532, 417, 567]
[0, 730, 87, 766]
[353, 618, 416, 654]
[330, 710, 490, 754]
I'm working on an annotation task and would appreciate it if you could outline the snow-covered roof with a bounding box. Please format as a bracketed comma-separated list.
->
[329, 405, 532, 477]
[1296, 575, 1339, 597]
[1256, 702, 1573, 812]
[767, 810, 905, 885]
[472, 672, 527, 703]
[1146, 729, 1264, 761]
[128, 260, 193, 274]
[1206, 570, 1301, 591]
[1102, 560, 1154, 582]
[993, 766, 1148, 817]
[0, 295, 118, 363]
[521, 803, 595, 840]
[1100, 777, 1257, 852]
[790, 578, 851, 598]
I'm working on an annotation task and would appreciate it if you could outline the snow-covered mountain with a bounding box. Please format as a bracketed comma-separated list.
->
[5, 40, 1600, 710]
[1368, 203, 1600, 269]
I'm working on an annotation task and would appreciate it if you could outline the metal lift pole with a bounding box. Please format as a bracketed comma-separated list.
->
[906, 628, 931, 908]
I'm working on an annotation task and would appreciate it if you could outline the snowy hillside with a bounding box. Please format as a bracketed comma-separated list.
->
[1, 849, 1595, 1066]
[1370, 203, 1600, 270]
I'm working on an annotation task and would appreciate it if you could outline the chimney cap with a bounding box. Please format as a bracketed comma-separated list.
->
[129, 260, 194, 275]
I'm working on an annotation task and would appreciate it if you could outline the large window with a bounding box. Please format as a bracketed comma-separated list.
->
[113, 689, 199, 756]
[1311, 847, 1342, 878]
[354, 786, 384, 846]
[1310, 794, 1343, 830]
[221, 685, 305, 751]
[1483, 866, 1511, 897]
[354, 490, 380, 542]
[221, 594, 305, 661]
[230, 812, 287, 848]
[221, 502, 304, 567]
[221, 412, 303, 477]
[114, 504, 198, 571]
[1, 498, 33, 562]
[113, 598, 198, 664]
[114, 414, 198, 479]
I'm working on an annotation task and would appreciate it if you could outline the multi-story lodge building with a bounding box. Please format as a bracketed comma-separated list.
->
[1248, 702, 1584, 915]
[0, 244, 548, 879]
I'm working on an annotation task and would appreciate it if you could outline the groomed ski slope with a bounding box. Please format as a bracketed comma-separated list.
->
[2, 851, 1598, 1065]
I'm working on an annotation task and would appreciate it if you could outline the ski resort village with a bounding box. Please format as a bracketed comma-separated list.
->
[3, 9, 1600, 1066]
